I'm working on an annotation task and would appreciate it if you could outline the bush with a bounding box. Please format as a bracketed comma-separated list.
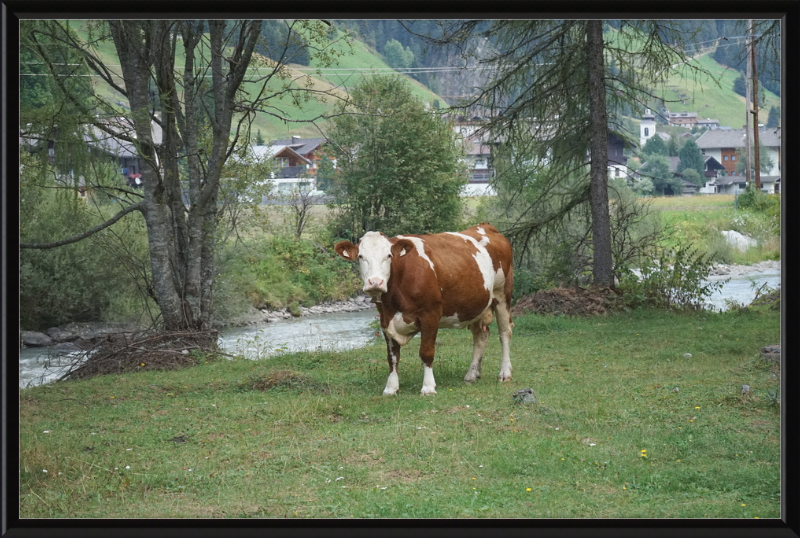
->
[213, 234, 361, 321]
[618, 245, 725, 310]
[20, 174, 154, 330]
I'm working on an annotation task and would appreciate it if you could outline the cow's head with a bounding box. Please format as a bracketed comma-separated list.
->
[335, 232, 415, 297]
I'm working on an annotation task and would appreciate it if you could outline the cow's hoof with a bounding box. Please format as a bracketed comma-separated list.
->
[420, 387, 437, 395]
[383, 388, 398, 396]
[498, 374, 512, 382]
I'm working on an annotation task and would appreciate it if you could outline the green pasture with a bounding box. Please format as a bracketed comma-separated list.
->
[19, 308, 781, 519]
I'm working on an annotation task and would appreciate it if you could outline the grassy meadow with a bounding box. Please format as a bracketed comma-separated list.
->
[643, 194, 781, 265]
[19, 307, 781, 519]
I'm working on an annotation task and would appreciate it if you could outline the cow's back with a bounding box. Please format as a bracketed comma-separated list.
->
[392, 223, 513, 325]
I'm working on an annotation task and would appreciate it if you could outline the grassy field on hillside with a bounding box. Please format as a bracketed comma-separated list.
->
[662, 54, 780, 129]
[19, 307, 781, 519]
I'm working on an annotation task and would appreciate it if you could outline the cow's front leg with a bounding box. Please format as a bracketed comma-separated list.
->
[382, 332, 402, 396]
[418, 321, 439, 395]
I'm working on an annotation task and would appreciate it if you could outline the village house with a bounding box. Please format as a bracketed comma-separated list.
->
[251, 136, 328, 194]
[453, 115, 497, 196]
[695, 127, 781, 193]
[667, 111, 698, 127]
[20, 118, 163, 198]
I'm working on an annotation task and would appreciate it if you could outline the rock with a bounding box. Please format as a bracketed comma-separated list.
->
[46, 327, 77, 343]
[512, 387, 538, 405]
[721, 230, 758, 253]
[20, 331, 53, 347]
[761, 344, 780, 362]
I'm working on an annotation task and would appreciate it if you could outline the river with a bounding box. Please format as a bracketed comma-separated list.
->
[18, 268, 780, 388]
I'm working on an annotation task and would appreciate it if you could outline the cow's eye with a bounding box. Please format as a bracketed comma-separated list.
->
[387, 254, 393, 258]
[357, 254, 364, 260]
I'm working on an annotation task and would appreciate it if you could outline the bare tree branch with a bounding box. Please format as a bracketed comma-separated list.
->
[20, 202, 144, 250]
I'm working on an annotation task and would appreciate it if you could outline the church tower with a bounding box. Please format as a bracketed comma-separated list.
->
[640, 109, 656, 147]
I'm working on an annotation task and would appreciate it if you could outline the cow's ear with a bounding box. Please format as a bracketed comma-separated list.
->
[334, 241, 359, 261]
[391, 238, 415, 258]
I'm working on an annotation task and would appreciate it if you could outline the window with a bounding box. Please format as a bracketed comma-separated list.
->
[644, 127, 649, 137]
[731, 155, 736, 161]
[724, 156, 729, 161]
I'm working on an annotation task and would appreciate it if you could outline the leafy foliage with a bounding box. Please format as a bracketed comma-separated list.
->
[19, 152, 154, 329]
[326, 75, 468, 241]
[618, 245, 725, 310]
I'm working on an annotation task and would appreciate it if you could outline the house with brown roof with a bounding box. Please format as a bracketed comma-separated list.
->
[667, 111, 698, 127]
[251, 136, 329, 194]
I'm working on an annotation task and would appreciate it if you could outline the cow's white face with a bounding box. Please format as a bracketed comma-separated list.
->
[355, 232, 394, 296]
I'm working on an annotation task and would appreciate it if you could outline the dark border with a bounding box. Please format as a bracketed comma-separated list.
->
[3, 1, 798, 537]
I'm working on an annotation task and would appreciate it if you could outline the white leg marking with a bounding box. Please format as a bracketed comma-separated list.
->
[420, 365, 437, 395]
[383, 350, 400, 395]
[495, 300, 513, 382]
[383, 370, 400, 395]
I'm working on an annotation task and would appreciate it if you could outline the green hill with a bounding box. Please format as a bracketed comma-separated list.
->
[69, 21, 780, 141]
[659, 52, 780, 129]
[73, 23, 445, 142]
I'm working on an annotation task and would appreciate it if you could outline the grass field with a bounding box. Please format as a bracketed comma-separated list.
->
[19, 307, 781, 519]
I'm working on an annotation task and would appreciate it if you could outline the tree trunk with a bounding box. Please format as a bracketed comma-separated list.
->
[110, 21, 188, 330]
[586, 20, 614, 288]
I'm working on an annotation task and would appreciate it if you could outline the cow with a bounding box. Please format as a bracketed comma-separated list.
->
[334, 223, 514, 395]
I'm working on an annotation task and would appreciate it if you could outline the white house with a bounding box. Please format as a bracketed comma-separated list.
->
[695, 127, 781, 192]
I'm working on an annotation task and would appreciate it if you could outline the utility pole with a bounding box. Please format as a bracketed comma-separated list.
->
[744, 20, 753, 188]
[750, 20, 762, 190]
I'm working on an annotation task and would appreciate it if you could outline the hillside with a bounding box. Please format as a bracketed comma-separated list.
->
[71, 20, 779, 141]
[72, 22, 446, 142]
[659, 52, 780, 129]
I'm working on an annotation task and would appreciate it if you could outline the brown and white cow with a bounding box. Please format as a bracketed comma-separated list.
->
[335, 223, 513, 395]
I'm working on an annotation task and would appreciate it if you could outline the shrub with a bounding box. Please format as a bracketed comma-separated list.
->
[213, 234, 361, 322]
[19, 171, 154, 330]
[618, 245, 725, 310]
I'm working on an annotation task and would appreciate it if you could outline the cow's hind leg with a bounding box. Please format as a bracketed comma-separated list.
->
[464, 311, 491, 383]
[382, 332, 402, 396]
[494, 299, 513, 382]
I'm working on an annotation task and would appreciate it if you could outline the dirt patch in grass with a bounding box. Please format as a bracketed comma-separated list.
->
[512, 287, 624, 317]
[241, 369, 330, 394]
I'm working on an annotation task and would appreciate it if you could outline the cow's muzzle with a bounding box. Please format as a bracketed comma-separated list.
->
[363, 277, 387, 295]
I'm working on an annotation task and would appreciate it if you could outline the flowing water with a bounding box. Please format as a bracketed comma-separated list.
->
[18, 269, 780, 388]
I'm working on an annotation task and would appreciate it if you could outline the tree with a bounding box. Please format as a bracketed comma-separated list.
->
[677, 139, 705, 177]
[640, 155, 681, 196]
[20, 19, 343, 332]
[642, 134, 669, 157]
[326, 75, 468, 241]
[736, 143, 776, 177]
[383, 38, 414, 69]
[733, 74, 747, 97]
[423, 20, 705, 287]
[766, 106, 780, 128]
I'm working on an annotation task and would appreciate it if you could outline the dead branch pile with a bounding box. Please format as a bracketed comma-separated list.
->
[58, 330, 220, 382]
[511, 287, 624, 317]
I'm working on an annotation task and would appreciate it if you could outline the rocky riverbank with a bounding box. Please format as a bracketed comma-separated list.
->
[707, 260, 781, 278]
[222, 295, 376, 327]
[19, 296, 377, 349]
